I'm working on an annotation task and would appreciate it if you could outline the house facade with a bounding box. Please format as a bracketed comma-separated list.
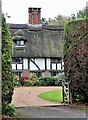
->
[10, 7, 64, 78]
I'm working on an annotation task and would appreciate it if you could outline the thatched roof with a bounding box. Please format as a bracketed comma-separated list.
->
[10, 24, 64, 58]
[13, 29, 27, 40]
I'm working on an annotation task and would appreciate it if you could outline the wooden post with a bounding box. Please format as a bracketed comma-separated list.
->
[0, 0, 2, 119]
[62, 82, 64, 103]
[69, 83, 72, 104]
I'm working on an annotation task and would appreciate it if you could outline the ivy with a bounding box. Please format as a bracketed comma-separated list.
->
[2, 14, 14, 112]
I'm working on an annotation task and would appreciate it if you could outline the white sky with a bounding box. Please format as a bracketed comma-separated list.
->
[2, 0, 87, 24]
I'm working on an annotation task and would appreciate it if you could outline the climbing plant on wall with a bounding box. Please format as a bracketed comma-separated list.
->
[2, 14, 14, 112]
[64, 19, 88, 103]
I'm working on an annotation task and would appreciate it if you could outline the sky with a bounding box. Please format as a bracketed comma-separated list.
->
[2, 0, 87, 24]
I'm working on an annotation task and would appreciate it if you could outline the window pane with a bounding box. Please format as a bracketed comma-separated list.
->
[51, 58, 56, 62]
[51, 58, 62, 63]
[51, 72, 58, 76]
[16, 40, 25, 46]
[20, 41, 24, 45]
[16, 41, 20, 46]
[15, 72, 22, 77]
[15, 58, 22, 63]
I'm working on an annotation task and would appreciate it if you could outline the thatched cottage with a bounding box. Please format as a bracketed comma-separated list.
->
[10, 7, 64, 78]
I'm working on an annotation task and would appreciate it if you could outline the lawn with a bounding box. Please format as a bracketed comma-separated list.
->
[38, 90, 63, 102]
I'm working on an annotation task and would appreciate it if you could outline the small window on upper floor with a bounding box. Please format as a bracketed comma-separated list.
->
[12, 57, 23, 64]
[16, 40, 25, 47]
[51, 58, 62, 63]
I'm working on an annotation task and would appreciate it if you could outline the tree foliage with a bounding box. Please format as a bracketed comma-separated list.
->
[48, 14, 70, 26]
[71, 7, 88, 20]
[48, 7, 88, 26]
[2, 14, 14, 112]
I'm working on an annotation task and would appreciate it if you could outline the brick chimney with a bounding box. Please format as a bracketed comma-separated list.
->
[28, 7, 41, 24]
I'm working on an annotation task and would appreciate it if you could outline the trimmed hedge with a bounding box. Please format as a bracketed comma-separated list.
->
[64, 19, 88, 103]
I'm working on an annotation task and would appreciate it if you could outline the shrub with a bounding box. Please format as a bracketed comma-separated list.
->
[55, 72, 65, 85]
[39, 76, 57, 86]
[28, 73, 39, 84]
[13, 77, 21, 87]
[19, 76, 28, 81]
[33, 80, 46, 86]
[18, 73, 64, 86]
[19, 73, 39, 86]
[21, 80, 32, 86]
[3, 104, 16, 117]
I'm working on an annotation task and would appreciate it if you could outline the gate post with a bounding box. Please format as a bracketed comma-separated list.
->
[62, 82, 70, 104]
[62, 83, 64, 103]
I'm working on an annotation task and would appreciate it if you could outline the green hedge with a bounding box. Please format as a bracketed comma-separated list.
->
[38, 76, 56, 86]
[64, 19, 88, 103]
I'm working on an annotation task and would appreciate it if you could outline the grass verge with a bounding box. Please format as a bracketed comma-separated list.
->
[38, 90, 63, 102]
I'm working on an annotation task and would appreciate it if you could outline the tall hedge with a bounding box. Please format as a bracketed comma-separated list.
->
[64, 19, 88, 103]
[2, 14, 14, 111]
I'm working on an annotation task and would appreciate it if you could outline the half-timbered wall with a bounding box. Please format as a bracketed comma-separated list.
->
[47, 58, 50, 70]
[23, 58, 28, 69]
[12, 57, 63, 77]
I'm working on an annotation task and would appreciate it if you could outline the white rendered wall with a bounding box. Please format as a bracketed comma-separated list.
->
[62, 61, 64, 65]
[57, 63, 61, 70]
[30, 61, 38, 70]
[30, 58, 45, 70]
[35, 58, 45, 70]
[17, 64, 22, 69]
[52, 63, 56, 70]
[62, 61, 64, 70]
[12, 64, 16, 69]
[47, 58, 50, 70]
[23, 58, 28, 69]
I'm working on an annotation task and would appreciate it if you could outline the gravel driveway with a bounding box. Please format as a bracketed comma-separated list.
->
[11, 86, 87, 119]
[11, 86, 63, 107]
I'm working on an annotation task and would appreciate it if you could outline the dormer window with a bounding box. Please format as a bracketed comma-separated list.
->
[13, 29, 27, 47]
[16, 40, 25, 46]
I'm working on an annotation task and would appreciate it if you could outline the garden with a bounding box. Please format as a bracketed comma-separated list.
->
[13, 72, 64, 87]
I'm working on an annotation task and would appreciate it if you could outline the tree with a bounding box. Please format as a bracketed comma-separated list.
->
[41, 18, 48, 25]
[2, 14, 14, 113]
[48, 14, 71, 26]
[71, 7, 88, 20]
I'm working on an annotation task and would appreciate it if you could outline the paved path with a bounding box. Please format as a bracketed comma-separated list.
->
[15, 106, 87, 118]
[11, 86, 63, 107]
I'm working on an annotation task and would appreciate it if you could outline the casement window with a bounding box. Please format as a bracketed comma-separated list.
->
[30, 71, 42, 77]
[51, 58, 61, 63]
[12, 58, 23, 64]
[50, 58, 62, 70]
[51, 71, 58, 76]
[14, 72, 22, 77]
[16, 40, 25, 46]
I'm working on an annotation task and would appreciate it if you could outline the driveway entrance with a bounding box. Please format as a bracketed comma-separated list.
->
[11, 86, 63, 107]
[11, 86, 87, 118]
